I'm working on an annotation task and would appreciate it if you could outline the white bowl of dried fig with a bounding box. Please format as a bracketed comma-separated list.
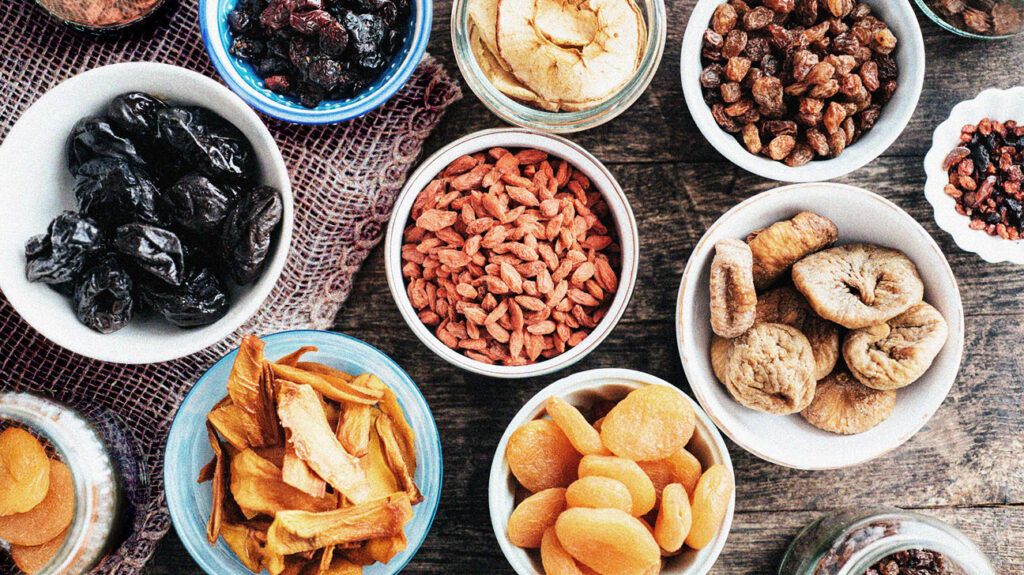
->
[676, 183, 965, 470]
[384, 128, 639, 378]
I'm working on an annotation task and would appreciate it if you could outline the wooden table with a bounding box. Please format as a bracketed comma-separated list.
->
[148, 3, 1024, 573]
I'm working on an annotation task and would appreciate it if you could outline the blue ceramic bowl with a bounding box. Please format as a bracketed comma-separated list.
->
[198, 0, 432, 124]
[165, 330, 443, 575]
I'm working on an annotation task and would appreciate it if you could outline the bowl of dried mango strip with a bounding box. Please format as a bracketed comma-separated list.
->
[165, 330, 442, 575]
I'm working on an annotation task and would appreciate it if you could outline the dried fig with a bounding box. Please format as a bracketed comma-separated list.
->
[792, 244, 924, 330]
[720, 323, 816, 414]
[755, 286, 839, 380]
[709, 239, 757, 338]
[746, 211, 838, 289]
[800, 370, 896, 434]
[843, 302, 948, 390]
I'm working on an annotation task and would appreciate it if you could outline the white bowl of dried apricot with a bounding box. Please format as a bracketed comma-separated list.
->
[489, 368, 735, 575]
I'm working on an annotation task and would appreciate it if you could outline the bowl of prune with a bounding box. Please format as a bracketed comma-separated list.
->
[0, 62, 293, 364]
[199, 0, 431, 124]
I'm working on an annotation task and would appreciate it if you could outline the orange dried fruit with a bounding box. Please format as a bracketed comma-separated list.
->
[578, 455, 656, 517]
[375, 413, 423, 504]
[282, 443, 327, 499]
[276, 346, 318, 367]
[546, 397, 608, 456]
[220, 522, 267, 573]
[225, 335, 280, 447]
[204, 422, 228, 543]
[564, 476, 632, 514]
[0, 460, 75, 546]
[600, 386, 695, 462]
[685, 464, 733, 550]
[554, 507, 661, 575]
[10, 527, 68, 574]
[506, 419, 581, 492]
[267, 493, 413, 555]
[637, 448, 703, 501]
[359, 427, 400, 500]
[654, 483, 691, 553]
[337, 401, 375, 458]
[540, 527, 584, 575]
[229, 449, 336, 517]
[507, 487, 567, 548]
[0, 427, 51, 516]
[272, 364, 382, 405]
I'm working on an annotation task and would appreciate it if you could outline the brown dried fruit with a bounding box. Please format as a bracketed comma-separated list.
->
[507, 419, 582, 492]
[719, 323, 817, 414]
[843, 302, 949, 391]
[756, 286, 840, 380]
[508, 487, 567, 548]
[600, 386, 695, 462]
[746, 211, 839, 289]
[709, 239, 757, 338]
[801, 371, 896, 435]
[766, 134, 797, 160]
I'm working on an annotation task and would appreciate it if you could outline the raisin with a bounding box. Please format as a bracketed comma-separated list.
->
[721, 82, 743, 103]
[725, 57, 752, 82]
[704, 29, 725, 49]
[744, 35, 771, 61]
[700, 64, 725, 88]
[785, 143, 815, 167]
[825, 0, 854, 18]
[807, 128, 830, 156]
[743, 6, 774, 30]
[790, 50, 819, 82]
[764, 0, 795, 14]
[859, 105, 882, 131]
[795, 0, 818, 26]
[712, 3, 739, 34]
[805, 61, 835, 85]
[722, 29, 749, 59]
[742, 123, 763, 153]
[766, 134, 797, 160]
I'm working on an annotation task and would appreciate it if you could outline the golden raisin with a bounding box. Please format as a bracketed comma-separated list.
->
[546, 397, 609, 456]
[508, 487, 567, 548]
[507, 419, 581, 492]
[565, 476, 633, 513]
[685, 464, 734, 550]
[578, 455, 656, 517]
[0, 428, 51, 516]
[600, 386, 695, 462]
[654, 483, 692, 553]
[555, 507, 661, 575]
[541, 527, 585, 575]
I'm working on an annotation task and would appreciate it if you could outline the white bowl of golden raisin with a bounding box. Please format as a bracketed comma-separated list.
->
[676, 183, 965, 470]
[680, 0, 925, 182]
[488, 368, 735, 575]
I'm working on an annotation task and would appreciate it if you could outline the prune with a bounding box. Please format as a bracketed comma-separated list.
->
[66, 117, 145, 175]
[220, 186, 283, 285]
[139, 267, 229, 327]
[106, 92, 167, 145]
[25, 212, 105, 284]
[73, 157, 163, 226]
[319, 21, 350, 57]
[306, 57, 345, 90]
[114, 223, 187, 286]
[344, 12, 387, 55]
[156, 107, 257, 185]
[74, 258, 135, 334]
[164, 174, 238, 237]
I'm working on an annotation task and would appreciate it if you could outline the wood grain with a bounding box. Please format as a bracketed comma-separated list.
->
[144, 0, 1024, 573]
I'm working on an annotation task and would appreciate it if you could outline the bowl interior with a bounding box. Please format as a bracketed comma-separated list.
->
[164, 330, 442, 575]
[677, 184, 965, 470]
[384, 129, 639, 378]
[680, 0, 925, 182]
[202, 0, 430, 123]
[0, 62, 292, 364]
[488, 369, 735, 575]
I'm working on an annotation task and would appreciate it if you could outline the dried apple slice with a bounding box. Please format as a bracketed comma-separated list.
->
[10, 526, 68, 574]
[0, 427, 51, 516]
[205, 422, 228, 544]
[277, 382, 371, 504]
[282, 441, 327, 499]
[276, 346, 319, 367]
[375, 414, 422, 504]
[0, 460, 75, 545]
[266, 494, 413, 555]
[230, 449, 336, 517]
[272, 364, 382, 405]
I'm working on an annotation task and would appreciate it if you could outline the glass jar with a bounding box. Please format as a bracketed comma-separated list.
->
[33, 0, 170, 33]
[0, 392, 127, 574]
[778, 507, 996, 575]
[450, 0, 667, 133]
[914, 0, 1024, 40]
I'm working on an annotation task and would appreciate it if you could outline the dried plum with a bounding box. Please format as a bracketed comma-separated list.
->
[25, 212, 105, 284]
[73, 157, 163, 226]
[106, 92, 167, 145]
[66, 117, 146, 175]
[114, 223, 187, 286]
[74, 258, 135, 334]
[220, 186, 283, 285]
[139, 267, 229, 327]
[164, 174, 238, 237]
[156, 107, 257, 185]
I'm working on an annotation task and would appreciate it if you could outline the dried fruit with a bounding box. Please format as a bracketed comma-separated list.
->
[0, 428, 52, 516]
[746, 211, 839, 289]
[547, 397, 609, 456]
[801, 370, 896, 434]
[9, 528, 69, 575]
[755, 286, 840, 380]
[578, 455, 656, 517]
[843, 302, 949, 391]
[507, 487, 567, 548]
[599, 386, 695, 462]
[266, 493, 413, 555]
[684, 464, 733, 550]
[0, 461, 74, 546]
[507, 419, 582, 492]
[709, 238, 757, 338]
[718, 323, 817, 414]
[654, 483, 692, 553]
[637, 448, 702, 500]
[541, 527, 586, 575]
[554, 507, 661, 575]
[229, 449, 337, 517]
[565, 476, 634, 513]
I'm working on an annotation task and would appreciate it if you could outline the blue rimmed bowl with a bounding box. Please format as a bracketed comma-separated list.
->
[165, 330, 443, 575]
[199, 0, 432, 124]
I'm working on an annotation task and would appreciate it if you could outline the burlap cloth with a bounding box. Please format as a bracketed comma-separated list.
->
[0, 1, 462, 572]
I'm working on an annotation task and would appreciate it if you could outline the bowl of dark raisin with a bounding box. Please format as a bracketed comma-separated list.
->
[0, 62, 293, 364]
[200, 0, 431, 124]
[681, 0, 925, 182]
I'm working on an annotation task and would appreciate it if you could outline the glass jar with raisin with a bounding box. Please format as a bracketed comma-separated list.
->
[778, 507, 996, 575]
[915, 0, 1024, 40]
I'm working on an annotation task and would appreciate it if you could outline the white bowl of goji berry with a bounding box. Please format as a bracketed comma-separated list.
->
[384, 128, 640, 378]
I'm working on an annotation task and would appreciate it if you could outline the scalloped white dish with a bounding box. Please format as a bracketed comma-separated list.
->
[924, 86, 1024, 265]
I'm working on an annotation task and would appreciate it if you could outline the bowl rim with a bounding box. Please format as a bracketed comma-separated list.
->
[486, 367, 736, 575]
[912, 0, 1024, 41]
[383, 127, 640, 379]
[922, 85, 1024, 265]
[198, 0, 432, 125]
[0, 61, 293, 365]
[164, 328, 444, 575]
[679, 0, 926, 183]
[675, 182, 966, 470]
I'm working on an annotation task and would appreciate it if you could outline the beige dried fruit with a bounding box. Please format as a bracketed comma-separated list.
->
[843, 302, 948, 390]
[792, 244, 924, 330]
[720, 323, 817, 414]
[709, 238, 757, 338]
[801, 370, 896, 434]
[746, 211, 838, 289]
[755, 286, 839, 380]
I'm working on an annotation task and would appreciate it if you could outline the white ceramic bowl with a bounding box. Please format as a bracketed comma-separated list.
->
[488, 368, 735, 575]
[676, 183, 965, 470]
[680, 0, 925, 182]
[0, 62, 293, 364]
[384, 128, 639, 379]
[924, 86, 1024, 265]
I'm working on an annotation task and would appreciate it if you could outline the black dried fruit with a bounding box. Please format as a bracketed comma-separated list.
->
[221, 186, 283, 285]
[114, 223, 187, 286]
[106, 92, 167, 145]
[140, 267, 229, 327]
[74, 157, 164, 226]
[156, 107, 257, 185]
[74, 258, 135, 334]
[164, 174, 239, 237]
[25, 212, 105, 284]
[67, 116, 146, 175]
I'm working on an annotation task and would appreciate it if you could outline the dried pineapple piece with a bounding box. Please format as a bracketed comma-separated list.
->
[267, 494, 413, 555]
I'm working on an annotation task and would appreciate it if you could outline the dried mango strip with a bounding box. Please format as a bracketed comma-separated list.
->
[205, 422, 227, 544]
[295, 361, 355, 382]
[282, 441, 327, 499]
[370, 379, 416, 474]
[374, 414, 422, 504]
[336, 401, 375, 458]
[208, 401, 261, 451]
[224, 336, 278, 447]
[229, 449, 336, 517]
[276, 346, 319, 367]
[266, 494, 413, 555]
[272, 364, 382, 405]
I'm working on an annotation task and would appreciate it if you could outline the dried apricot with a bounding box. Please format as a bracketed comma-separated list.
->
[0, 427, 51, 516]
[10, 527, 68, 574]
[578, 455, 656, 517]
[507, 487, 567, 548]
[637, 448, 703, 500]
[554, 507, 660, 575]
[540, 527, 584, 575]
[507, 419, 581, 492]
[565, 476, 633, 513]
[546, 397, 609, 456]
[685, 464, 734, 550]
[654, 483, 691, 553]
[600, 386, 695, 462]
[0, 460, 75, 546]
